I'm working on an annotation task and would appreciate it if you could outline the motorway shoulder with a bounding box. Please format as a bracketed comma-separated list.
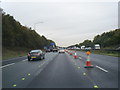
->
[2, 56, 27, 66]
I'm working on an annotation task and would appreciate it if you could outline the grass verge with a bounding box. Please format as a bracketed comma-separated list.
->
[90, 50, 119, 57]
[2, 47, 30, 60]
[75, 49, 120, 57]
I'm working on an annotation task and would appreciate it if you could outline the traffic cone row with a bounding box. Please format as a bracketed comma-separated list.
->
[70, 52, 73, 55]
[73, 51, 78, 59]
[66, 50, 72, 55]
[65, 50, 94, 68]
[66, 50, 78, 59]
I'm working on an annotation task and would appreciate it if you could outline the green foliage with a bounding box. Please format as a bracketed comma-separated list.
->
[93, 29, 120, 48]
[2, 13, 55, 49]
[79, 40, 94, 47]
[74, 29, 120, 49]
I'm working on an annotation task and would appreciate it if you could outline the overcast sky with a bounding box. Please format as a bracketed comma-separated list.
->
[1, 0, 118, 47]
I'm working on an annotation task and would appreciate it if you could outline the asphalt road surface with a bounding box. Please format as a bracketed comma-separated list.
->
[2, 51, 119, 88]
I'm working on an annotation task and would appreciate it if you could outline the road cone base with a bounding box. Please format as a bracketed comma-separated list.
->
[84, 65, 94, 68]
[74, 56, 77, 59]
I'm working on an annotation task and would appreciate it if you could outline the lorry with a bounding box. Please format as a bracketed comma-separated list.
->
[94, 44, 100, 50]
[45, 43, 58, 52]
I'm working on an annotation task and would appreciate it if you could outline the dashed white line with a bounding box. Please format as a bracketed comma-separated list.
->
[96, 65, 108, 73]
[35, 68, 43, 76]
[79, 57, 82, 59]
[22, 59, 28, 62]
[0, 63, 15, 68]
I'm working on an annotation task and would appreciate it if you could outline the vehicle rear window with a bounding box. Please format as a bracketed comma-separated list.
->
[30, 50, 42, 54]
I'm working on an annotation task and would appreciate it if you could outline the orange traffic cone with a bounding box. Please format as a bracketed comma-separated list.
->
[74, 52, 77, 59]
[70, 52, 72, 55]
[84, 51, 93, 68]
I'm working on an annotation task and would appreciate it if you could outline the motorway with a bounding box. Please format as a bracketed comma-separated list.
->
[2, 51, 119, 88]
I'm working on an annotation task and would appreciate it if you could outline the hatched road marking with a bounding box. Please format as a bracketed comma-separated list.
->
[96, 65, 108, 73]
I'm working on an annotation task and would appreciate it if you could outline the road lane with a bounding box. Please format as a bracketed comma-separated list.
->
[76, 51, 118, 71]
[27, 53, 93, 88]
[71, 51, 118, 88]
[96, 65, 108, 73]
[2, 52, 58, 88]
[0, 63, 15, 69]
[2, 51, 118, 88]
[2, 56, 27, 66]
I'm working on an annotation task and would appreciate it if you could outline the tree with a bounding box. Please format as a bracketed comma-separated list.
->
[79, 40, 94, 47]
[2, 13, 55, 49]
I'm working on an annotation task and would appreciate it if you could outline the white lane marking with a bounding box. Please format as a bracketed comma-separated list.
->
[35, 68, 43, 76]
[79, 57, 82, 59]
[96, 65, 108, 73]
[0, 63, 15, 68]
[2, 56, 27, 62]
[22, 59, 28, 62]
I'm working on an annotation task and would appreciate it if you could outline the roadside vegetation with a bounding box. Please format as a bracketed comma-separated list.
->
[2, 47, 29, 60]
[2, 13, 55, 60]
[74, 49, 119, 57]
[69, 29, 120, 57]
[74, 29, 120, 49]
[90, 50, 119, 57]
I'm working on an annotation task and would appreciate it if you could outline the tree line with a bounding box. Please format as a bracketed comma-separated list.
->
[69, 29, 120, 49]
[2, 13, 55, 50]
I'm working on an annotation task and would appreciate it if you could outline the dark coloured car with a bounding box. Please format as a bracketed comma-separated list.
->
[28, 50, 45, 61]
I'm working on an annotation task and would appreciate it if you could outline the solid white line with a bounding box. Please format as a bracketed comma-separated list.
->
[2, 56, 27, 62]
[96, 65, 108, 73]
[0, 63, 15, 69]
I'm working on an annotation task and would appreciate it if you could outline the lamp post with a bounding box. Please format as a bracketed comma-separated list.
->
[34, 21, 43, 30]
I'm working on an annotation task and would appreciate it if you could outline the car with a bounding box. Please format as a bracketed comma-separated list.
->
[28, 50, 45, 61]
[52, 48, 58, 52]
[45, 49, 51, 52]
[59, 49, 65, 53]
